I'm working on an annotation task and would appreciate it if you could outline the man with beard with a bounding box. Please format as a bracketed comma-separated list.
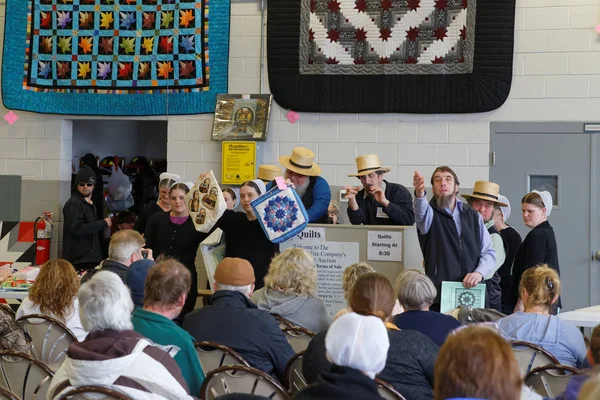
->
[275, 147, 331, 223]
[413, 167, 496, 311]
[344, 154, 414, 226]
[461, 182, 507, 312]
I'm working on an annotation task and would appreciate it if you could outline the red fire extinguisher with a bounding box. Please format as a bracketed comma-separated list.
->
[33, 212, 53, 266]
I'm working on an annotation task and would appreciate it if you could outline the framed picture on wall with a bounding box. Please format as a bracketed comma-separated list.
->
[211, 94, 273, 141]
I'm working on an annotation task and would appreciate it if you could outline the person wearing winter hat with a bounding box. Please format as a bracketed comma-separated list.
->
[294, 312, 389, 400]
[183, 258, 294, 382]
[134, 172, 181, 234]
[492, 194, 523, 315]
[62, 165, 112, 272]
[510, 190, 561, 313]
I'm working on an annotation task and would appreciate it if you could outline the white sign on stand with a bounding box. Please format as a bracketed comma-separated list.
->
[367, 231, 402, 262]
[280, 239, 359, 316]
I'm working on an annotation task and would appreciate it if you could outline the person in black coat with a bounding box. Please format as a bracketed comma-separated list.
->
[511, 190, 561, 313]
[345, 154, 414, 226]
[295, 312, 389, 400]
[144, 182, 209, 317]
[134, 173, 180, 235]
[63, 166, 111, 271]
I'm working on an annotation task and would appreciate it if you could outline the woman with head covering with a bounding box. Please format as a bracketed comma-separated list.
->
[143, 182, 209, 318]
[134, 172, 181, 234]
[294, 312, 389, 400]
[492, 194, 523, 315]
[510, 190, 560, 313]
[497, 265, 586, 368]
[222, 188, 238, 210]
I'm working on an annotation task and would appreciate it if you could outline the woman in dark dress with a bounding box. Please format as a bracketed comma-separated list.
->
[510, 190, 560, 313]
[215, 180, 278, 289]
[134, 173, 180, 235]
[144, 182, 209, 317]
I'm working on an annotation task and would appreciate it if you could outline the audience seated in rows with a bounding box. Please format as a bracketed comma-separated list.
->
[252, 248, 331, 333]
[435, 326, 522, 400]
[17, 259, 88, 341]
[132, 259, 205, 397]
[496, 265, 586, 368]
[294, 313, 389, 400]
[392, 269, 461, 347]
[183, 257, 295, 382]
[303, 273, 438, 399]
[48, 271, 195, 399]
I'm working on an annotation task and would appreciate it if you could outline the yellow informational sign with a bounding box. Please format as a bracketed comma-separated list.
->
[221, 141, 257, 185]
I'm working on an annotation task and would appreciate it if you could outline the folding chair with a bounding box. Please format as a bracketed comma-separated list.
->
[511, 340, 560, 377]
[272, 314, 296, 330]
[200, 364, 290, 400]
[375, 377, 407, 400]
[17, 314, 77, 370]
[282, 327, 315, 354]
[0, 350, 54, 400]
[525, 364, 581, 398]
[284, 350, 307, 394]
[55, 385, 134, 400]
[194, 341, 250, 375]
[0, 387, 19, 400]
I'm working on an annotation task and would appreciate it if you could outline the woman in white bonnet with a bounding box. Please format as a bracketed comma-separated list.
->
[293, 312, 389, 400]
[492, 195, 523, 315]
[510, 190, 561, 314]
[134, 172, 181, 234]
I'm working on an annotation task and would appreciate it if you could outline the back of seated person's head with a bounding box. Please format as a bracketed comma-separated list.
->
[214, 257, 255, 298]
[325, 312, 389, 379]
[520, 264, 561, 312]
[115, 211, 137, 230]
[434, 326, 521, 400]
[395, 269, 437, 311]
[264, 248, 316, 297]
[108, 229, 145, 266]
[342, 262, 375, 301]
[144, 259, 191, 315]
[30, 259, 79, 323]
[590, 325, 600, 365]
[78, 270, 134, 333]
[349, 273, 396, 322]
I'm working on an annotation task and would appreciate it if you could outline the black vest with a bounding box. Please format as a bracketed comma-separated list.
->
[301, 176, 328, 223]
[418, 199, 482, 303]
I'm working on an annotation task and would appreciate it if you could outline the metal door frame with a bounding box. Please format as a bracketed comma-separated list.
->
[490, 122, 599, 307]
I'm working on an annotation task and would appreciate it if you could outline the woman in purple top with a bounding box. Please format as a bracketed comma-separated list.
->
[392, 269, 461, 347]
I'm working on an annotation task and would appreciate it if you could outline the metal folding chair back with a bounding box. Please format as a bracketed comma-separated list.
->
[17, 314, 77, 370]
[375, 378, 407, 400]
[525, 364, 580, 398]
[0, 386, 19, 400]
[282, 327, 315, 354]
[194, 341, 250, 375]
[0, 350, 54, 400]
[272, 314, 296, 330]
[511, 340, 560, 377]
[55, 385, 134, 400]
[284, 351, 307, 394]
[200, 365, 290, 400]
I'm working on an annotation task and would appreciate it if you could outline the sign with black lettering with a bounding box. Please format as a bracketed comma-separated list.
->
[367, 231, 402, 262]
[294, 227, 325, 241]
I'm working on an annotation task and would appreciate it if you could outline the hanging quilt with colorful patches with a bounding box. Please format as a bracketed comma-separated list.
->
[267, 0, 516, 113]
[1, 0, 230, 115]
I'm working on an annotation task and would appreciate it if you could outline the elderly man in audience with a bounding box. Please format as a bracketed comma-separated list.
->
[413, 167, 496, 311]
[183, 257, 295, 382]
[81, 229, 153, 284]
[48, 271, 196, 399]
[393, 269, 460, 347]
[345, 154, 414, 226]
[132, 259, 205, 397]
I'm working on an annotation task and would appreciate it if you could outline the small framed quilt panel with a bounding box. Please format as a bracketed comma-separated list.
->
[2, 0, 230, 115]
[251, 186, 309, 244]
[267, 0, 516, 113]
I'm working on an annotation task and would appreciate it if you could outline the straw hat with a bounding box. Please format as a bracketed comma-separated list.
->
[348, 154, 390, 177]
[461, 181, 508, 207]
[279, 147, 321, 177]
[257, 164, 282, 182]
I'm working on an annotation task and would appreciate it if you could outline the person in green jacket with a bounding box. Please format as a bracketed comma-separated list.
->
[131, 259, 205, 397]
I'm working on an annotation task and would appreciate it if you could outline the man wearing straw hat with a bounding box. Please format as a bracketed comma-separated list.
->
[462, 181, 508, 312]
[344, 154, 414, 226]
[257, 164, 282, 184]
[276, 147, 331, 223]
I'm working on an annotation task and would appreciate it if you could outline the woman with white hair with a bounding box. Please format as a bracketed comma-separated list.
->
[47, 271, 195, 400]
[392, 269, 460, 347]
[294, 312, 389, 400]
[252, 248, 331, 332]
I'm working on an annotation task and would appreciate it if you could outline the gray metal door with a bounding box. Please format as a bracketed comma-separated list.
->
[491, 123, 597, 311]
[0, 175, 22, 222]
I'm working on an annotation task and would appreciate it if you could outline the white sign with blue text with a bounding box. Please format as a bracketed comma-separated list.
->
[367, 231, 402, 262]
